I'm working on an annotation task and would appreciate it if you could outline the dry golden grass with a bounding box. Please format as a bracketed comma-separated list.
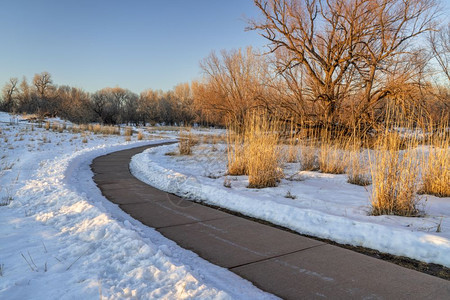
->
[286, 144, 299, 163]
[370, 129, 421, 216]
[298, 127, 319, 171]
[246, 112, 284, 188]
[124, 127, 133, 137]
[420, 123, 449, 197]
[318, 129, 348, 174]
[225, 112, 284, 187]
[347, 136, 371, 186]
[92, 124, 101, 134]
[178, 128, 198, 155]
[137, 131, 144, 140]
[104, 125, 120, 135]
[285, 121, 299, 163]
[226, 125, 248, 176]
[70, 124, 120, 135]
[299, 144, 318, 171]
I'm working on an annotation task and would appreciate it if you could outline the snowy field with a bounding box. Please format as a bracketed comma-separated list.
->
[0, 112, 275, 299]
[131, 142, 450, 268]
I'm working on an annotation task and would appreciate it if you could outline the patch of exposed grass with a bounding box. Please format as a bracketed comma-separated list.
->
[420, 123, 449, 197]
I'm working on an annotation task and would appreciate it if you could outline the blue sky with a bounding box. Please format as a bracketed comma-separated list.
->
[0, 0, 266, 93]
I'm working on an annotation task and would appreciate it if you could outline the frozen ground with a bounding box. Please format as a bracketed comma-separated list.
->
[0, 113, 275, 299]
[131, 142, 450, 267]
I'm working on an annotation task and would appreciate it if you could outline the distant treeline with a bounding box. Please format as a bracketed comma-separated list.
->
[0, 73, 198, 126]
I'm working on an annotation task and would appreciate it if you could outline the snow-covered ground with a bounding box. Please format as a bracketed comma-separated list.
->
[0, 113, 275, 299]
[131, 142, 450, 268]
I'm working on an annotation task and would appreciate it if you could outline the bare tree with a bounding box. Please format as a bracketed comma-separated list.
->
[32, 72, 55, 117]
[250, 0, 438, 125]
[1, 78, 19, 112]
[173, 82, 196, 125]
[195, 47, 269, 124]
[429, 22, 450, 82]
[17, 77, 32, 113]
[138, 89, 163, 125]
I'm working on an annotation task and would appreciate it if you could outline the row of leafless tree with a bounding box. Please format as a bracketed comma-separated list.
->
[0, 73, 196, 126]
[1, 0, 449, 128]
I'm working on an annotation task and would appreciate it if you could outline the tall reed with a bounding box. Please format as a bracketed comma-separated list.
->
[246, 112, 284, 188]
[299, 127, 319, 171]
[318, 128, 348, 174]
[226, 111, 284, 188]
[347, 132, 371, 186]
[226, 122, 248, 175]
[420, 121, 449, 197]
[370, 115, 421, 216]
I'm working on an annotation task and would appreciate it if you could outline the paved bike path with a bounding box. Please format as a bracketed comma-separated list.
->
[91, 142, 450, 299]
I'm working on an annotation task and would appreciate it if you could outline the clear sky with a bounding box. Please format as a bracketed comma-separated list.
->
[0, 0, 266, 93]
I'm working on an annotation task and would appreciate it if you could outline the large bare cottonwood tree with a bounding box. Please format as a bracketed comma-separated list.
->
[250, 0, 438, 125]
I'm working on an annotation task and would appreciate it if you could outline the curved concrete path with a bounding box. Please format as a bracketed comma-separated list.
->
[91, 142, 450, 299]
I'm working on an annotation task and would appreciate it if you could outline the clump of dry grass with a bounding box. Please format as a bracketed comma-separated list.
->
[69, 124, 120, 135]
[124, 127, 133, 137]
[178, 128, 198, 155]
[318, 128, 348, 174]
[226, 124, 247, 175]
[298, 127, 319, 171]
[137, 131, 144, 140]
[87, 124, 99, 134]
[44, 121, 50, 130]
[370, 127, 421, 216]
[225, 112, 284, 188]
[102, 125, 120, 135]
[347, 135, 371, 186]
[244, 112, 284, 188]
[420, 123, 449, 197]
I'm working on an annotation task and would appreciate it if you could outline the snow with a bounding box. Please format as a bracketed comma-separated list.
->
[130, 142, 450, 267]
[0, 112, 275, 299]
